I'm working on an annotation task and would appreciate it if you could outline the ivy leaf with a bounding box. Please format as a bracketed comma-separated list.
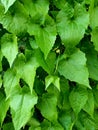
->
[4, 69, 19, 99]
[0, 92, 10, 125]
[69, 87, 88, 115]
[59, 111, 74, 130]
[45, 75, 60, 91]
[91, 27, 98, 52]
[19, 0, 49, 19]
[1, 33, 18, 67]
[79, 112, 95, 130]
[13, 53, 39, 93]
[28, 15, 57, 58]
[56, 3, 89, 47]
[0, 2, 28, 34]
[83, 90, 94, 118]
[37, 93, 58, 121]
[58, 50, 90, 88]
[10, 87, 38, 130]
[1, 0, 16, 13]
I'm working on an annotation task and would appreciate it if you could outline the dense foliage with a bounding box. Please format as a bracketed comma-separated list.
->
[0, 0, 98, 129]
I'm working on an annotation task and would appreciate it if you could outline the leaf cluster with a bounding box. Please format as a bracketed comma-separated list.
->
[0, 0, 98, 130]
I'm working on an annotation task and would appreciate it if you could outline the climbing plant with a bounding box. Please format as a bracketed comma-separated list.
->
[0, 0, 98, 130]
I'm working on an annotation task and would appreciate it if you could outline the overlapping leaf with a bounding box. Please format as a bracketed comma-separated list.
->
[28, 15, 57, 58]
[13, 52, 39, 93]
[58, 50, 90, 88]
[45, 75, 60, 91]
[0, 1, 28, 34]
[69, 87, 88, 115]
[56, 3, 89, 47]
[1, 33, 18, 67]
[10, 87, 38, 130]
[4, 69, 19, 99]
[37, 93, 58, 121]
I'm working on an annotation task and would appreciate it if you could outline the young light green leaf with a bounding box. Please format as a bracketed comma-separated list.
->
[56, 3, 89, 47]
[4, 69, 19, 99]
[91, 27, 98, 52]
[69, 87, 88, 115]
[1, 0, 16, 13]
[37, 93, 58, 121]
[1, 33, 18, 67]
[83, 90, 94, 118]
[0, 2, 28, 34]
[45, 75, 60, 91]
[58, 50, 90, 88]
[0, 92, 10, 125]
[10, 89, 38, 130]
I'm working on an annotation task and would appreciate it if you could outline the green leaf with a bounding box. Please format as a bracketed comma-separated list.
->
[28, 118, 41, 130]
[46, 51, 56, 73]
[90, 6, 98, 29]
[4, 69, 19, 99]
[58, 50, 90, 88]
[86, 44, 98, 80]
[91, 27, 98, 52]
[83, 90, 94, 118]
[28, 15, 57, 58]
[1, 0, 16, 13]
[41, 120, 64, 130]
[37, 93, 58, 121]
[53, 0, 66, 9]
[45, 75, 60, 91]
[56, 3, 89, 47]
[79, 111, 95, 130]
[1, 33, 18, 67]
[10, 87, 38, 130]
[19, 0, 49, 19]
[29, 126, 41, 130]
[13, 52, 39, 93]
[69, 87, 88, 115]
[59, 111, 74, 130]
[58, 78, 71, 110]
[34, 49, 50, 74]
[0, 92, 10, 125]
[0, 1, 28, 34]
